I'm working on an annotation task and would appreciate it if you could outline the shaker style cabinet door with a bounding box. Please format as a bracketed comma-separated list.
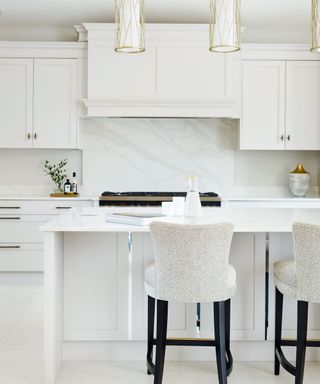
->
[240, 61, 285, 150]
[0, 58, 33, 148]
[33, 59, 78, 149]
[285, 61, 320, 150]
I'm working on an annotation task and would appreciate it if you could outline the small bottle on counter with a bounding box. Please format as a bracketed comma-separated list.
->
[71, 172, 77, 194]
[64, 179, 72, 194]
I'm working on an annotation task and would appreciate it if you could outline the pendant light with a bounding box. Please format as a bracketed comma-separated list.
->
[209, 0, 241, 53]
[311, 0, 320, 52]
[115, 0, 145, 53]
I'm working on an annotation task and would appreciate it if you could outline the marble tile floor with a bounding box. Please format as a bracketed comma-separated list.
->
[1, 285, 320, 384]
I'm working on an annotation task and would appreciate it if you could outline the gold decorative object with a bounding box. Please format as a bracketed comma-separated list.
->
[50, 193, 79, 198]
[290, 164, 309, 174]
[312, 0, 320, 52]
[209, 0, 241, 53]
[115, 0, 145, 53]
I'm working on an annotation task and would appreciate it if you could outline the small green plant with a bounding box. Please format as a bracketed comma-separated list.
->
[44, 159, 68, 193]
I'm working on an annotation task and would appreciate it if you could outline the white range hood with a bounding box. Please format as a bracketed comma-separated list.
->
[79, 23, 241, 118]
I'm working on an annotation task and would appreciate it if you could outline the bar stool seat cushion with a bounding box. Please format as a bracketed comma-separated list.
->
[145, 260, 236, 303]
[273, 260, 297, 298]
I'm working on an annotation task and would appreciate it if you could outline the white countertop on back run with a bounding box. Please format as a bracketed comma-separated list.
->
[40, 207, 320, 233]
[0, 195, 98, 201]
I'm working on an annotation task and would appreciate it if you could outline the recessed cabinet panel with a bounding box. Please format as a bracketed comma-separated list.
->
[33, 59, 77, 149]
[286, 61, 320, 150]
[88, 46, 157, 98]
[0, 59, 33, 148]
[241, 61, 285, 150]
[63, 233, 129, 340]
[158, 47, 226, 98]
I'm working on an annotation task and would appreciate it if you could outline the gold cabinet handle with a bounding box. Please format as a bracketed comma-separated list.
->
[27, 133, 31, 140]
[34, 133, 37, 140]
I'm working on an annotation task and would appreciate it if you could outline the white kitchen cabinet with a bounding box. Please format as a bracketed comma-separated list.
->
[200, 233, 265, 341]
[240, 61, 285, 150]
[33, 59, 78, 148]
[0, 199, 94, 273]
[0, 243, 43, 272]
[63, 233, 129, 341]
[0, 58, 78, 149]
[286, 61, 320, 150]
[269, 233, 320, 340]
[241, 59, 320, 150]
[0, 58, 33, 148]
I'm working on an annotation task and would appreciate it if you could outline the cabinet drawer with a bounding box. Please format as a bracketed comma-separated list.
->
[0, 243, 43, 272]
[0, 200, 93, 215]
[0, 215, 50, 243]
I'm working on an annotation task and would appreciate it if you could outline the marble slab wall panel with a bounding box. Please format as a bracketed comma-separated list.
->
[81, 118, 319, 196]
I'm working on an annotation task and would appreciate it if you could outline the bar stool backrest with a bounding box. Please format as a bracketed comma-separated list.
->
[293, 222, 320, 303]
[149, 221, 234, 303]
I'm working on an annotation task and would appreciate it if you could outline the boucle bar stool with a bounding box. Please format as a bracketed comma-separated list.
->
[274, 222, 320, 384]
[145, 221, 236, 384]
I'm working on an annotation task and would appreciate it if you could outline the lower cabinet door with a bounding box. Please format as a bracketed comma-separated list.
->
[269, 233, 320, 340]
[63, 232, 129, 341]
[199, 233, 266, 341]
[0, 243, 43, 272]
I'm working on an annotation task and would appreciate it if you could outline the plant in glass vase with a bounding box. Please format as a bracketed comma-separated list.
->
[44, 159, 68, 193]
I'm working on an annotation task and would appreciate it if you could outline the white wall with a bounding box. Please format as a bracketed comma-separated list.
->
[0, 149, 81, 195]
[0, 118, 318, 197]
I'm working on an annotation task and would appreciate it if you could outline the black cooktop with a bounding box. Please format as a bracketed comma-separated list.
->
[101, 191, 219, 197]
[99, 191, 221, 207]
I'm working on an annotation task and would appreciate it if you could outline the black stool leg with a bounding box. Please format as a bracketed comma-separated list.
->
[274, 288, 283, 375]
[225, 299, 231, 355]
[214, 301, 227, 384]
[225, 299, 233, 376]
[295, 300, 308, 384]
[154, 299, 168, 384]
[147, 295, 155, 374]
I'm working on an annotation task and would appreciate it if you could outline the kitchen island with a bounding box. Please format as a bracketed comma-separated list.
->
[41, 207, 320, 384]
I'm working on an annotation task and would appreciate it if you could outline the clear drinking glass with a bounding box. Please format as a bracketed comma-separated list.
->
[185, 176, 202, 218]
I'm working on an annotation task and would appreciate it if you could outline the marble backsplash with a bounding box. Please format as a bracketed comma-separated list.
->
[80, 118, 320, 197]
[0, 118, 318, 197]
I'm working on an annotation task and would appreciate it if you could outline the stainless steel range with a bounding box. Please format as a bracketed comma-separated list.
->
[99, 192, 221, 207]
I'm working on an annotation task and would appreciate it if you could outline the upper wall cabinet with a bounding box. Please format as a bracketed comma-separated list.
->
[81, 24, 241, 118]
[0, 58, 33, 148]
[240, 46, 320, 150]
[33, 59, 77, 148]
[0, 47, 83, 149]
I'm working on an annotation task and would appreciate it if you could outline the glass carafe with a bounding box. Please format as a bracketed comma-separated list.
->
[185, 176, 202, 218]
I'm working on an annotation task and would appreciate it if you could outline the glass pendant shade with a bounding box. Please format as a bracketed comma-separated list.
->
[209, 0, 241, 53]
[311, 0, 320, 52]
[115, 0, 145, 53]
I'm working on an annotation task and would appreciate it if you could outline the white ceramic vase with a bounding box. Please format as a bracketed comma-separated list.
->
[289, 164, 310, 197]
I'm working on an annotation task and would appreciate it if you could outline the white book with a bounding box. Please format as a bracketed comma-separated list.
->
[106, 212, 165, 226]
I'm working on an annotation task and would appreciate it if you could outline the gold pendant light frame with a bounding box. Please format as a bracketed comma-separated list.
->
[115, 0, 145, 53]
[311, 0, 320, 52]
[209, 0, 241, 53]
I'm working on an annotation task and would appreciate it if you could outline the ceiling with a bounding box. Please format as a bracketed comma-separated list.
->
[0, 0, 312, 42]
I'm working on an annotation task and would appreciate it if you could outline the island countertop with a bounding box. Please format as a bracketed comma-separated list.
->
[40, 206, 320, 233]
